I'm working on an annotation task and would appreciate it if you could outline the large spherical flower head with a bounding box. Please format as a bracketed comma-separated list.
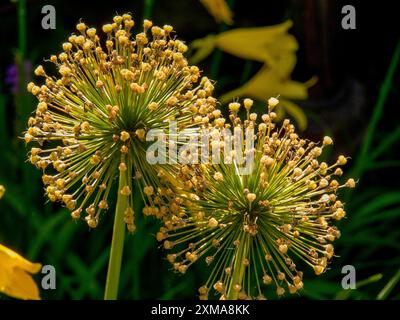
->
[24, 14, 217, 231]
[157, 98, 356, 300]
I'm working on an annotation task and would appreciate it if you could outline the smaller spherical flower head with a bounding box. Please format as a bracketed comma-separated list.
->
[24, 13, 218, 230]
[157, 98, 354, 299]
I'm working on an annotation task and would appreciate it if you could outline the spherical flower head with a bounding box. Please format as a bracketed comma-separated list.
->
[157, 98, 354, 299]
[25, 14, 217, 230]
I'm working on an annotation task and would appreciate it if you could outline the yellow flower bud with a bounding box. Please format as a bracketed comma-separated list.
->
[229, 102, 240, 113]
[102, 24, 113, 33]
[120, 131, 130, 142]
[34, 65, 45, 77]
[323, 136, 333, 146]
[337, 155, 347, 165]
[208, 218, 218, 228]
[246, 193, 256, 203]
[76, 22, 87, 32]
[345, 178, 356, 188]
[268, 97, 279, 109]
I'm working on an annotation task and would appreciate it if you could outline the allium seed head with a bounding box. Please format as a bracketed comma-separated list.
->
[156, 98, 354, 299]
[25, 14, 217, 229]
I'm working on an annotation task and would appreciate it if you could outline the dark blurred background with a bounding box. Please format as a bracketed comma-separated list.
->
[0, 0, 399, 299]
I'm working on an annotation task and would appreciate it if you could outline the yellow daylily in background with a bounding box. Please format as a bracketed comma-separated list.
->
[220, 66, 308, 102]
[220, 66, 313, 131]
[0, 185, 5, 199]
[0, 243, 42, 300]
[191, 20, 297, 69]
[200, 0, 233, 25]
[190, 19, 314, 130]
[0, 186, 41, 300]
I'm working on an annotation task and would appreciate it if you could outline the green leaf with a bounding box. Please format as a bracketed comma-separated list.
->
[353, 191, 400, 219]
[347, 208, 400, 230]
[366, 160, 400, 170]
[0, 183, 32, 218]
[28, 211, 66, 259]
[302, 279, 340, 299]
[51, 220, 78, 260]
[377, 269, 400, 300]
[159, 282, 187, 299]
[341, 234, 400, 250]
[66, 251, 108, 299]
[370, 126, 400, 160]
[335, 273, 382, 300]
[352, 40, 400, 178]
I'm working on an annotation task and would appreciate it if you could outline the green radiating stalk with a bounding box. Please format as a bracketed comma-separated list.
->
[104, 167, 129, 300]
[227, 235, 248, 299]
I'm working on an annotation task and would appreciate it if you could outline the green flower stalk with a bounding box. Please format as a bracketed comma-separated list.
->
[24, 13, 217, 299]
[157, 98, 355, 300]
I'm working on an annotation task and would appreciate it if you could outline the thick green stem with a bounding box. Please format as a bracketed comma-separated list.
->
[104, 169, 129, 300]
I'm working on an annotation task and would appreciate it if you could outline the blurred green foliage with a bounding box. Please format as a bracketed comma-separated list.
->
[0, 0, 399, 300]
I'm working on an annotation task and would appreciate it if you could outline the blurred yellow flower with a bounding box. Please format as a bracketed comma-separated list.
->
[200, 0, 233, 25]
[0, 185, 5, 199]
[220, 66, 307, 102]
[220, 66, 314, 131]
[191, 20, 297, 67]
[0, 187, 40, 300]
[0, 243, 42, 300]
[190, 20, 314, 130]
